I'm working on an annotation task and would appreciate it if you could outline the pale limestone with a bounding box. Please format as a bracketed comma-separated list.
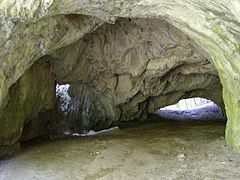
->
[0, 0, 239, 149]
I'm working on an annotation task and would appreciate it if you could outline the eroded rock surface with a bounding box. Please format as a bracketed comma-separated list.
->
[0, 0, 239, 150]
[0, 60, 55, 145]
[49, 18, 222, 132]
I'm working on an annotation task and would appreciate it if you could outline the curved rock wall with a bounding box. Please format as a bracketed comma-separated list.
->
[0, 1, 239, 149]
[0, 60, 55, 145]
[0, 14, 103, 111]
[49, 18, 222, 132]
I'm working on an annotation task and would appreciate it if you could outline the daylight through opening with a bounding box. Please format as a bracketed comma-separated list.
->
[156, 97, 226, 121]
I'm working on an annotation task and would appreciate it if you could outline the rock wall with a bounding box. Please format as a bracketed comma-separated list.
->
[0, 60, 55, 145]
[49, 18, 223, 132]
[0, 1, 239, 149]
[0, 14, 103, 113]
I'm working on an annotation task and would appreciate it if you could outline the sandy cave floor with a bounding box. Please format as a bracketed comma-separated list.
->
[0, 106, 240, 180]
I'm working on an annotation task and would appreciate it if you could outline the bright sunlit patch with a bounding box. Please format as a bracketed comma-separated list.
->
[160, 97, 214, 110]
[156, 97, 225, 121]
[56, 84, 71, 112]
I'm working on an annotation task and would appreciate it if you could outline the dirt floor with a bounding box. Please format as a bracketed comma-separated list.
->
[1, 113, 240, 180]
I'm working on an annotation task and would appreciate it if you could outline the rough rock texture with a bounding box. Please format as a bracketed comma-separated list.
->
[0, 1, 239, 149]
[48, 18, 223, 132]
[0, 60, 55, 145]
[0, 14, 103, 111]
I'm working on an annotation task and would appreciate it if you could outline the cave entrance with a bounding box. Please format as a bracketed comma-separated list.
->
[155, 97, 226, 122]
[56, 83, 71, 114]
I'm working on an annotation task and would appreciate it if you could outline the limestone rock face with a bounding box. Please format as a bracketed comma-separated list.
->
[0, 60, 55, 145]
[49, 18, 222, 132]
[0, 14, 103, 112]
[0, 1, 240, 149]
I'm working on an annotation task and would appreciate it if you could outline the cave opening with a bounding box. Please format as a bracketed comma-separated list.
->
[154, 97, 226, 122]
[44, 17, 227, 138]
[56, 83, 71, 114]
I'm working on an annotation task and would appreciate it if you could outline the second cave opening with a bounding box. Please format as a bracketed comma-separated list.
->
[155, 97, 226, 122]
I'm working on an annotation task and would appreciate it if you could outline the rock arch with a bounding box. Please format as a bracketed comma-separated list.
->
[0, 1, 239, 149]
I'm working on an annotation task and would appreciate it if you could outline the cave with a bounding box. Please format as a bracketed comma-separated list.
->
[0, 1, 240, 179]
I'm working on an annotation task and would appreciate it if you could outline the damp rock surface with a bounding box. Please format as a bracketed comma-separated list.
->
[0, 118, 240, 180]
